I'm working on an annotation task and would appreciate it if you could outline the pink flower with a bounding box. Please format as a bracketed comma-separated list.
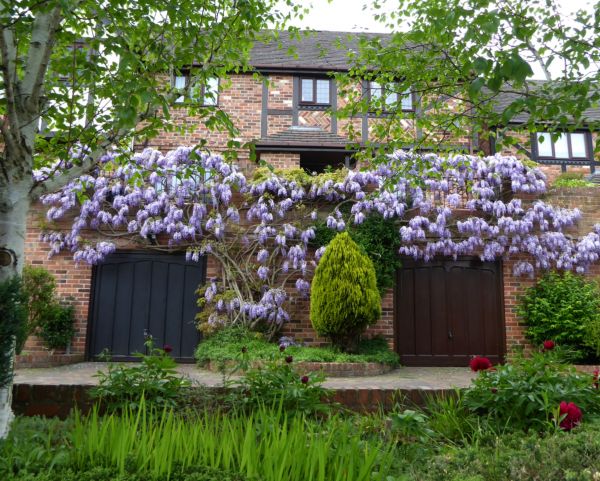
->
[469, 356, 493, 372]
[558, 401, 582, 431]
[543, 340, 555, 351]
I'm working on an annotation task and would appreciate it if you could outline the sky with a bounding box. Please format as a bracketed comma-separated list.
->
[286, 0, 596, 32]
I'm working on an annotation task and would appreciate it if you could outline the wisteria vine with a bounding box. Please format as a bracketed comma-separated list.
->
[38, 147, 600, 336]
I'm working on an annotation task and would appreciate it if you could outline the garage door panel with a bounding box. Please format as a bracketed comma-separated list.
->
[395, 258, 504, 366]
[89, 252, 205, 361]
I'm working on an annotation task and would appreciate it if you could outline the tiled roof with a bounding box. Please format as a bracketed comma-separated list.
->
[255, 127, 355, 148]
[249, 30, 391, 71]
[490, 81, 600, 125]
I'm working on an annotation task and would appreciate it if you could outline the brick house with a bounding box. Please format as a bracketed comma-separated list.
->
[19, 30, 600, 368]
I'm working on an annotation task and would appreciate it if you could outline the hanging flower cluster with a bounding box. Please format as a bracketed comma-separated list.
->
[38, 147, 600, 336]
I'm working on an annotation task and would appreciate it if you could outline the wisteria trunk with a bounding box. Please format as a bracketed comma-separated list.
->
[0, 189, 31, 439]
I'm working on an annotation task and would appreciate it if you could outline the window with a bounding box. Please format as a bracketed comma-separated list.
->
[369, 82, 413, 111]
[299, 78, 331, 105]
[173, 73, 219, 106]
[535, 132, 590, 160]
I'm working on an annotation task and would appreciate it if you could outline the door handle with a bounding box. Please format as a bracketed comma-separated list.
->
[448, 329, 453, 340]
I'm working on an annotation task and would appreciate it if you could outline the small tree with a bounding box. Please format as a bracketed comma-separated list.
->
[310, 232, 381, 351]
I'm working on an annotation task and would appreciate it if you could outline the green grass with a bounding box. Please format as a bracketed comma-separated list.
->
[194, 328, 400, 366]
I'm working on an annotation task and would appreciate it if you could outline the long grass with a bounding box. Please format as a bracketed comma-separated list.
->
[71, 403, 394, 481]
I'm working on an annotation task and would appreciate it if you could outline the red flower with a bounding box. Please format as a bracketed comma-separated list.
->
[300, 375, 309, 384]
[491, 388, 498, 394]
[469, 356, 493, 372]
[543, 340, 555, 351]
[163, 344, 173, 353]
[279, 345, 286, 352]
[285, 355, 293, 364]
[558, 401, 582, 431]
[593, 369, 599, 389]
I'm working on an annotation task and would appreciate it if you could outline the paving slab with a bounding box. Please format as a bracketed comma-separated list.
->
[14, 363, 474, 390]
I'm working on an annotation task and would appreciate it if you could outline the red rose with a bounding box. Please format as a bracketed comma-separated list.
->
[300, 375, 309, 384]
[543, 340, 555, 351]
[285, 355, 293, 363]
[469, 356, 493, 372]
[558, 401, 582, 431]
[163, 344, 173, 353]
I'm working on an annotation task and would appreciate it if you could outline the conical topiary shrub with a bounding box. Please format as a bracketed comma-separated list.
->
[310, 231, 381, 351]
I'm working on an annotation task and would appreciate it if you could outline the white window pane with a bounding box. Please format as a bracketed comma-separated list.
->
[301, 79, 313, 102]
[370, 81, 382, 100]
[385, 90, 397, 107]
[203, 77, 219, 106]
[174, 75, 186, 103]
[401, 89, 413, 110]
[316, 79, 330, 104]
[554, 133, 569, 158]
[570, 133, 587, 158]
[536, 133, 553, 157]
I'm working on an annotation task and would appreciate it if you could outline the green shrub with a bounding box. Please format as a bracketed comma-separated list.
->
[312, 214, 402, 293]
[226, 349, 333, 415]
[0, 275, 29, 388]
[463, 350, 600, 431]
[195, 327, 399, 366]
[91, 338, 190, 411]
[310, 232, 381, 350]
[552, 172, 595, 188]
[21, 266, 75, 350]
[518, 271, 600, 360]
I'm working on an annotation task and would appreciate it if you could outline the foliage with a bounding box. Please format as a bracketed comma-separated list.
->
[463, 350, 600, 431]
[0, 276, 28, 388]
[195, 327, 399, 366]
[21, 266, 75, 350]
[310, 232, 381, 350]
[67, 406, 393, 481]
[225, 348, 332, 416]
[312, 212, 402, 292]
[90, 338, 190, 411]
[338, 0, 600, 160]
[552, 173, 596, 188]
[518, 271, 600, 359]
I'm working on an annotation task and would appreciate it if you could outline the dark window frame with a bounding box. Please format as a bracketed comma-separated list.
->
[172, 71, 219, 106]
[368, 81, 415, 113]
[531, 131, 593, 161]
[298, 77, 331, 106]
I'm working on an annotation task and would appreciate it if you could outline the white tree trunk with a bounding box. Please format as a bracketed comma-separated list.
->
[0, 189, 31, 439]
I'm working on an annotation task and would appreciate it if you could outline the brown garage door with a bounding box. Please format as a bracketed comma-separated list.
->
[395, 258, 504, 366]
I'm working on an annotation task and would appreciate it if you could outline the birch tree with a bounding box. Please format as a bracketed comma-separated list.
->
[0, 0, 300, 438]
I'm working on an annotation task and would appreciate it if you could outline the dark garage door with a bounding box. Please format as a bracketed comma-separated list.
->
[88, 252, 205, 361]
[395, 258, 504, 366]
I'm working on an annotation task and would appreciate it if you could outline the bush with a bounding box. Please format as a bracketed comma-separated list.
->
[0, 275, 29, 388]
[463, 349, 600, 431]
[518, 271, 600, 360]
[91, 337, 190, 411]
[226, 348, 333, 415]
[552, 172, 595, 188]
[22, 266, 75, 350]
[310, 232, 381, 350]
[195, 327, 400, 366]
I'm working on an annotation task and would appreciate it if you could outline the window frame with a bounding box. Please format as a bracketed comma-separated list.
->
[368, 81, 414, 113]
[532, 131, 592, 162]
[298, 77, 331, 106]
[172, 71, 219, 106]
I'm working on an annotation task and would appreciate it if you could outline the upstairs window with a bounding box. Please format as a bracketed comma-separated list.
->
[299, 78, 331, 106]
[369, 82, 413, 111]
[173, 73, 219, 106]
[534, 132, 590, 160]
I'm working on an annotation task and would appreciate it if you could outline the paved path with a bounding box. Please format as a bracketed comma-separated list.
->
[14, 363, 474, 390]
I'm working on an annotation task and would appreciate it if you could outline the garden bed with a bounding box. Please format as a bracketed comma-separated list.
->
[205, 359, 395, 377]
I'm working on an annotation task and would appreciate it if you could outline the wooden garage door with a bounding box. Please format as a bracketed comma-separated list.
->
[395, 258, 504, 366]
[88, 252, 205, 362]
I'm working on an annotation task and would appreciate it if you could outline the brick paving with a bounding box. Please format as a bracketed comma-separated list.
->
[14, 362, 474, 390]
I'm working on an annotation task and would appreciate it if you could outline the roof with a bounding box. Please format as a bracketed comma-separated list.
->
[254, 127, 355, 149]
[249, 30, 391, 72]
[491, 81, 600, 125]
